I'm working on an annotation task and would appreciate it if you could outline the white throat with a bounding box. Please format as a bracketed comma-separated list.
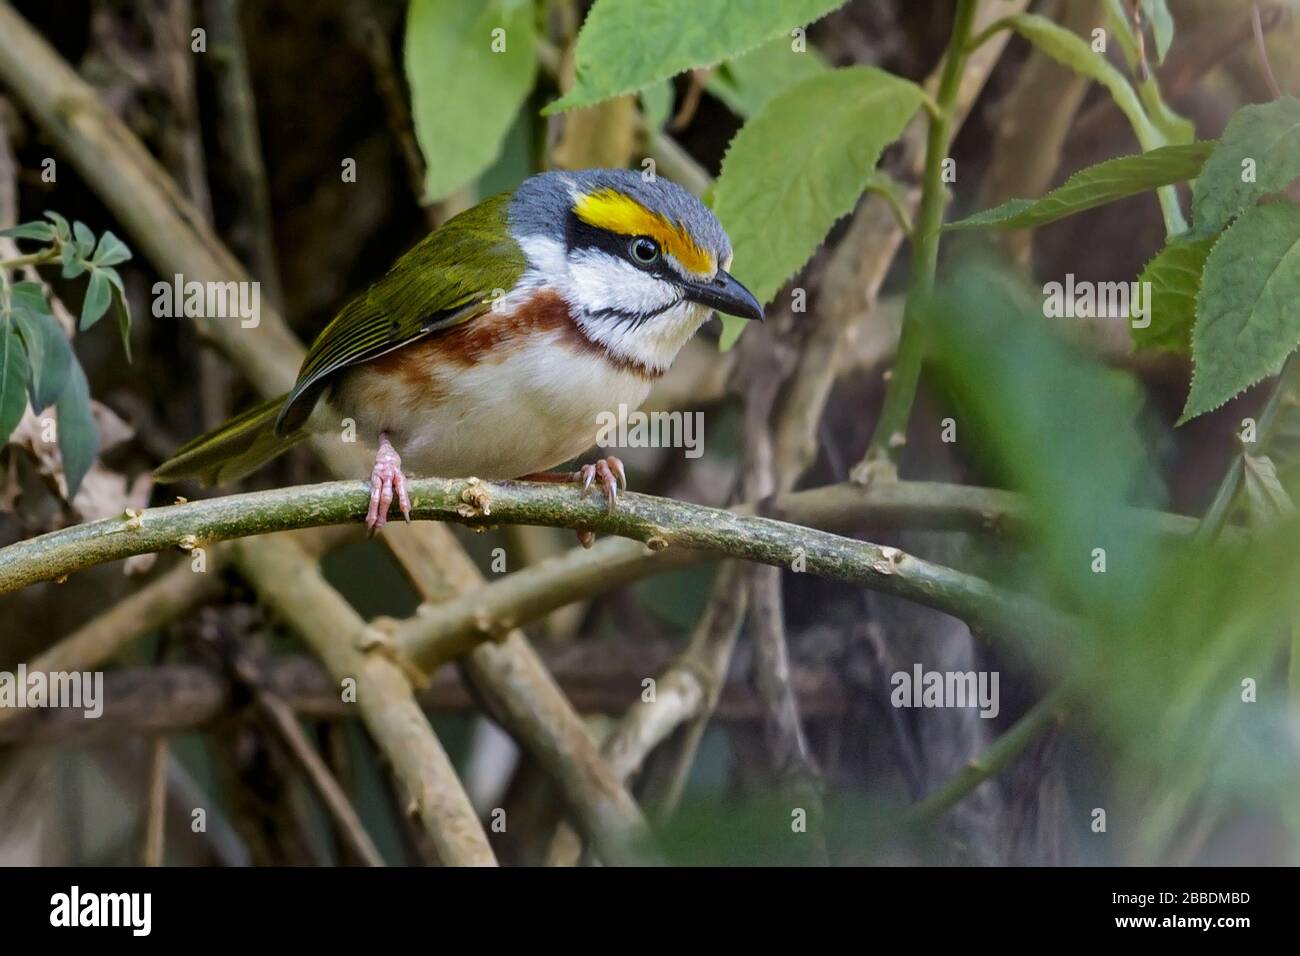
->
[514, 234, 713, 374]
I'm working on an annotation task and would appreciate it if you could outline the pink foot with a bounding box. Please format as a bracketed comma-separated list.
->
[575, 456, 626, 515]
[366, 432, 411, 534]
[520, 456, 626, 550]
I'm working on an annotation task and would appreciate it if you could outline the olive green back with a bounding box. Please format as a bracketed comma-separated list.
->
[275, 192, 527, 433]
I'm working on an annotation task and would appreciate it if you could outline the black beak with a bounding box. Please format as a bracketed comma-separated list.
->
[686, 269, 764, 322]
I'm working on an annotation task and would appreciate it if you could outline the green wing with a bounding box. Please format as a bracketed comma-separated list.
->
[275, 192, 527, 434]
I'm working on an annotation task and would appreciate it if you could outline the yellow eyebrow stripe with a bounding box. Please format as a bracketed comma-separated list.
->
[573, 188, 715, 275]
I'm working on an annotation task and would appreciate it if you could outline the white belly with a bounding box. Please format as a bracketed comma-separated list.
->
[327, 331, 653, 478]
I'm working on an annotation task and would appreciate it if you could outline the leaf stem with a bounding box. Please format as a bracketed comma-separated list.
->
[1194, 353, 1300, 543]
[0, 246, 59, 271]
[860, 0, 978, 474]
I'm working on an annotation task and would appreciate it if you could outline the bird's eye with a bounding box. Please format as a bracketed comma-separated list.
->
[630, 237, 659, 264]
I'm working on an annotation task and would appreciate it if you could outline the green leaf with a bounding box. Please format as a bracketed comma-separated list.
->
[9, 280, 48, 314]
[544, 0, 844, 114]
[1141, 0, 1173, 63]
[1182, 202, 1300, 423]
[1003, 13, 1159, 150]
[947, 142, 1213, 232]
[11, 303, 72, 410]
[91, 230, 132, 267]
[56, 357, 98, 499]
[923, 258, 1162, 622]
[639, 81, 674, 131]
[102, 268, 133, 361]
[706, 35, 829, 119]
[404, 0, 537, 202]
[0, 221, 57, 242]
[43, 211, 70, 242]
[60, 241, 86, 279]
[1130, 233, 1215, 354]
[0, 325, 30, 446]
[711, 66, 924, 348]
[80, 268, 112, 331]
[1192, 97, 1300, 238]
[1243, 454, 1296, 527]
[72, 221, 95, 258]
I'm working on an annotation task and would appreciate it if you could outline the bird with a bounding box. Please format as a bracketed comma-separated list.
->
[153, 168, 764, 542]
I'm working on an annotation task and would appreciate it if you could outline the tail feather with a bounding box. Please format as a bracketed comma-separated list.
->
[154, 393, 306, 485]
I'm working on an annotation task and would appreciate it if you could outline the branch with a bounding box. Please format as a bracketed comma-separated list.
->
[0, 651, 848, 744]
[782, 0, 1028, 488]
[0, 476, 1083, 652]
[860, 0, 980, 475]
[228, 533, 496, 866]
[905, 684, 1073, 825]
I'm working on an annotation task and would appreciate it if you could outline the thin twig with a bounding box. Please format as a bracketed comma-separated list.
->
[247, 682, 386, 866]
[1251, 2, 1284, 99]
[204, 0, 286, 306]
[905, 684, 1073, 825]
[229, 533, 496, 866]
[141, 737, 169, 866]
[860, 0, 980, 476]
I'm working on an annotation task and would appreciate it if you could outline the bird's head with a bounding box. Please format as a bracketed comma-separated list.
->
[508, 168, 763, 373]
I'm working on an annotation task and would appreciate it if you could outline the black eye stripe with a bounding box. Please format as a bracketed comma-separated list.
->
[566, 212, 680, 277]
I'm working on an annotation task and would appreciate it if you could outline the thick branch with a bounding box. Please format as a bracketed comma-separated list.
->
[228, 533, 496, 866]
[0, 477, 1082, 653]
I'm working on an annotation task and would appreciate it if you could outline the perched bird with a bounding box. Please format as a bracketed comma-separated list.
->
[154, 169, 763, 540]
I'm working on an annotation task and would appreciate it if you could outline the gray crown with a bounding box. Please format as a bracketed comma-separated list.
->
[509, 167, 731, 266]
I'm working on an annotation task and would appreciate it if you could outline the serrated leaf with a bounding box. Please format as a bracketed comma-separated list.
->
[545, 0, 844, 114]
[1130, 233, 1215, 354]
[1243, 454, 1296, 527]
[56, 357, 97, 499]
[404, 0, 537, 202]
[711, 66, 924, 348]
[11, 303, 72, 410]
[947, 142, 1212, 232]
[0, 221, 57, 242]
[43, 211, 70, 242]
[706, 35, 829, 119]
[91, 230, 132, 267]
[1182, 203, 1300, 423]
[80, 268, 112, 330]
[1004, 13, 1159, 150]
[72, 221, 95, 258]
[0, 326, 30, 447]
[1192, 97, 1300, 238]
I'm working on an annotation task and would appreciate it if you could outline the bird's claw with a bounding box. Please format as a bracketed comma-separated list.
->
[366, 436, 411, 534]
[575, 456, 622, 516]
[572, 456, 626, 547]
